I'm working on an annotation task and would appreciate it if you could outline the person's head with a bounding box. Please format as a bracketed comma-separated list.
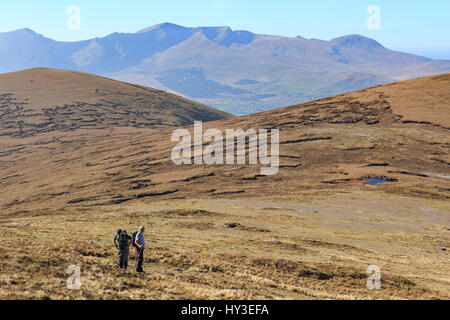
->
[122, 230, 127, 234]
[117, 229, 122, 236]
[139, 226, 145, 234]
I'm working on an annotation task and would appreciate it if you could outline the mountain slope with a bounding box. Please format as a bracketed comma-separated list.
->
[0, 73, 448, 214]
[0, 72, 448, 300]
[0, 68, 231, 137]
[1, 24, 450, 114]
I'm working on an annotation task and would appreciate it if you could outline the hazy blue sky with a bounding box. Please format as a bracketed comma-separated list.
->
[1, 0, 449, 58]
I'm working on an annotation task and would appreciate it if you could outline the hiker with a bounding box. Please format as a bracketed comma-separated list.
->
[113, 229, 132, 269]
[134, 226, 146, 273]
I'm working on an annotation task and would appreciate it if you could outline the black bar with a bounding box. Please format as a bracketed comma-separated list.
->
[1, 300, 447, 319]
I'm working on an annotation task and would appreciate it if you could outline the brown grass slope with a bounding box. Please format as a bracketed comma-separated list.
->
[0, 68, 231, 137]
[0, 73, 448, 300]
[0, 73, 449, 213]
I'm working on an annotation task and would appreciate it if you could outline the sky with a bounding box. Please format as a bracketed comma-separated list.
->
[1, 0, 449, 59]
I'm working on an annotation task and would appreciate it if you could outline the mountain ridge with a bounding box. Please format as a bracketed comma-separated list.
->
[1, 23, 450, 115]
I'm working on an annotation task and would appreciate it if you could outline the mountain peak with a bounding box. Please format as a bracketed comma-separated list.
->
[136, 22, 187, 33]
[1, 28, 39, 36]
[17, 27, 35, 33]
[331, 34, 384, 49]
[195, 26, 254, 47]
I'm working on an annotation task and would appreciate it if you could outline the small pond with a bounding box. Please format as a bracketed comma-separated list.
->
[364, 178, 392, 186]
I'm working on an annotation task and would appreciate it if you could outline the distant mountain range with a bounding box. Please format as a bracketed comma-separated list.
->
[1, 23, 450, 115]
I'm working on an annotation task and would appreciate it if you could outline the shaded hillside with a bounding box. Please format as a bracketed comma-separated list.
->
[1, 24, 450, 114]
[0, 68, 231, 137]
[0, 73, 448, 214]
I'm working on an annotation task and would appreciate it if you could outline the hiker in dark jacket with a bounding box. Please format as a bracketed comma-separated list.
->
[134, 226, 146, 273]
[114, 229, 132, 269]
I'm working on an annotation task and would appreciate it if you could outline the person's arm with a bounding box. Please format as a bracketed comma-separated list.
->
[135, 234, 142, 248]
[113, 235, 119, 249]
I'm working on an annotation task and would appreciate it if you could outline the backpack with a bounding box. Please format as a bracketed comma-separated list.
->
[117, 233, 131, 249]
[131, 231, 138, 247]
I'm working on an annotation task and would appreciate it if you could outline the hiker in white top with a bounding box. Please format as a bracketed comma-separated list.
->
[134, 226, 145, 273]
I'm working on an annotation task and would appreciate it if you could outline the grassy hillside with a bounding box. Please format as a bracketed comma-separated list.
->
[0, 68, 231, 137]
[0, 73, 448, 299]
